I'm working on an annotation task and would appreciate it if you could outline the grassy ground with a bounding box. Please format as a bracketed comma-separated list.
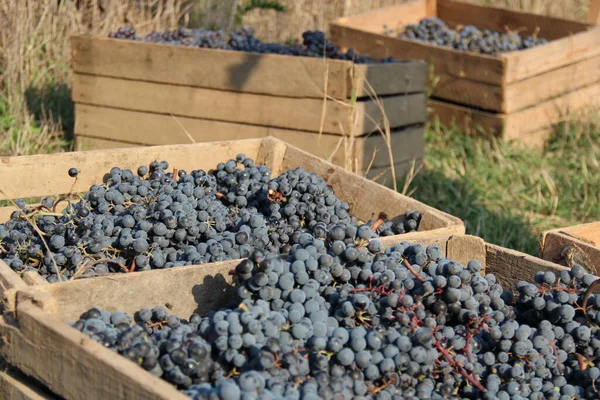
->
[405, 115, 600, 255]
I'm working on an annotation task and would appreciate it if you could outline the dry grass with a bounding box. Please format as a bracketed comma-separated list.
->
[0, 0, 188, 156]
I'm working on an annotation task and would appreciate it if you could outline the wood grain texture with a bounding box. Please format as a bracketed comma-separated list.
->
[72, 74, 426, 135]
[437, 0, 590, 41]
[0, 139, 264, 201]
[429, 81, 600, 145]
[433, 56, 600, 113]
[74, 104, 424, 180]
[0, 366, 59, 400]
[503, 56, 600, 113]
[71, 36, 426, 100]
[503, 26, 600, 83]
[485, 243, 572, 292]
[71, 35, 349, 99]
[540, 222, 600, 273]
[332, 0, 431, 33]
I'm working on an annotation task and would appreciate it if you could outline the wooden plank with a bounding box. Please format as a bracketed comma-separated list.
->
[349, 61, 428, 98]
[540, 222, 600, 274]
[561, 222, 600, 245]
[504, 56, 600, 113]
[434, 56, 600, 113]
[329, 23, 507, 85]
[74, 104, 270, 146]
[0, 140, 264, 201]
[75, 105, 424, 170]
[36, 260, 238, 324]
[503, 27, 600, 83]
[268, 125, 425, 171]
[0, 302, 186, 400]
[504, 82, 600, 139]
[72, 74, 426, 135]
[71, 35, 349, 100]
[75, 136, 142, 151]
[428, 99, 506, 137]
[589, 0, 600, 24]
[438, 0, 590, 40]
[432, 72, 504, 112]
[72, 36, 426, 100]
[332, 0, 431, 33]
[485, 243, 572, 292]
[445, 235, 486, 268]
[0, 367, 59, 400]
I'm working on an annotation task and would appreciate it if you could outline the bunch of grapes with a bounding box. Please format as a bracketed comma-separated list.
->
[389, 17, 548, 55]
[71, 232, 600, 399]
[108, 26, 396, 64]
[0, 155, 421, 283]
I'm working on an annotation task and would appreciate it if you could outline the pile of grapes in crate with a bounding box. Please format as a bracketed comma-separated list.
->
[0, 155, 421, 282]
[2, 153, 600, 399]
[109, 26, 397, 64]
[72, 236, 600, 399]
[384, 17, 548, 55]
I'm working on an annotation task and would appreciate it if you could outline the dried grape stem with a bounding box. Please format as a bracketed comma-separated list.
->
[403, 258, 426, 283]
[434, 339, 487, 393]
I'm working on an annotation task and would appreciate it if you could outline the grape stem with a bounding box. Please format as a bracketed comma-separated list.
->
[434, 338, 487, 393]
[402, 259, 426, 283]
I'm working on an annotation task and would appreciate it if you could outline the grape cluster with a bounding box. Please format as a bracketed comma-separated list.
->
[0, 155, 420, 283]
[387, 18, 548, 55]
[109, 26, 396, 64]
[71, 232, 600, 399]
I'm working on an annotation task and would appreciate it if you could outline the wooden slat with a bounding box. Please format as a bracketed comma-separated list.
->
[0, 367, 59, 400]
[75, 136, 142, 151]
[332, 0, 431, 33]
[72, 74, 426, 135]
[485, 243, 572, 292]
[504, 56, 600, 113]
[504, 82, 600, 139]
[503, 27, 600, 83]
[428, 99, 506, 137]
[37, 260, 238, 324]
[349, 62, 428, 98]
[71, 35, 349, 100]
[0, 140, 264, 201]
[74, 104, 270, 146]
[589, 0, 600, 24]
[430, 81, 600, 145]
[74, 105, 424, 170]
[72, 36, 426, 100]
[540, 222, 600, 274]
[268, 125, 425, 171]
[329, 23, 506, 85]
[438, 0, 590, 40]
[434, 56, 600, 113]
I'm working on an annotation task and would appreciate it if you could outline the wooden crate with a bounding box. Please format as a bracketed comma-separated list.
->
[71, 35, 428, 181]
[0, 234, 573, 400]
[0, 137, 463, 292]
[539, 221, 600, 274]
[329, 0, 600, 147]
[0, 363, 58, 400]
